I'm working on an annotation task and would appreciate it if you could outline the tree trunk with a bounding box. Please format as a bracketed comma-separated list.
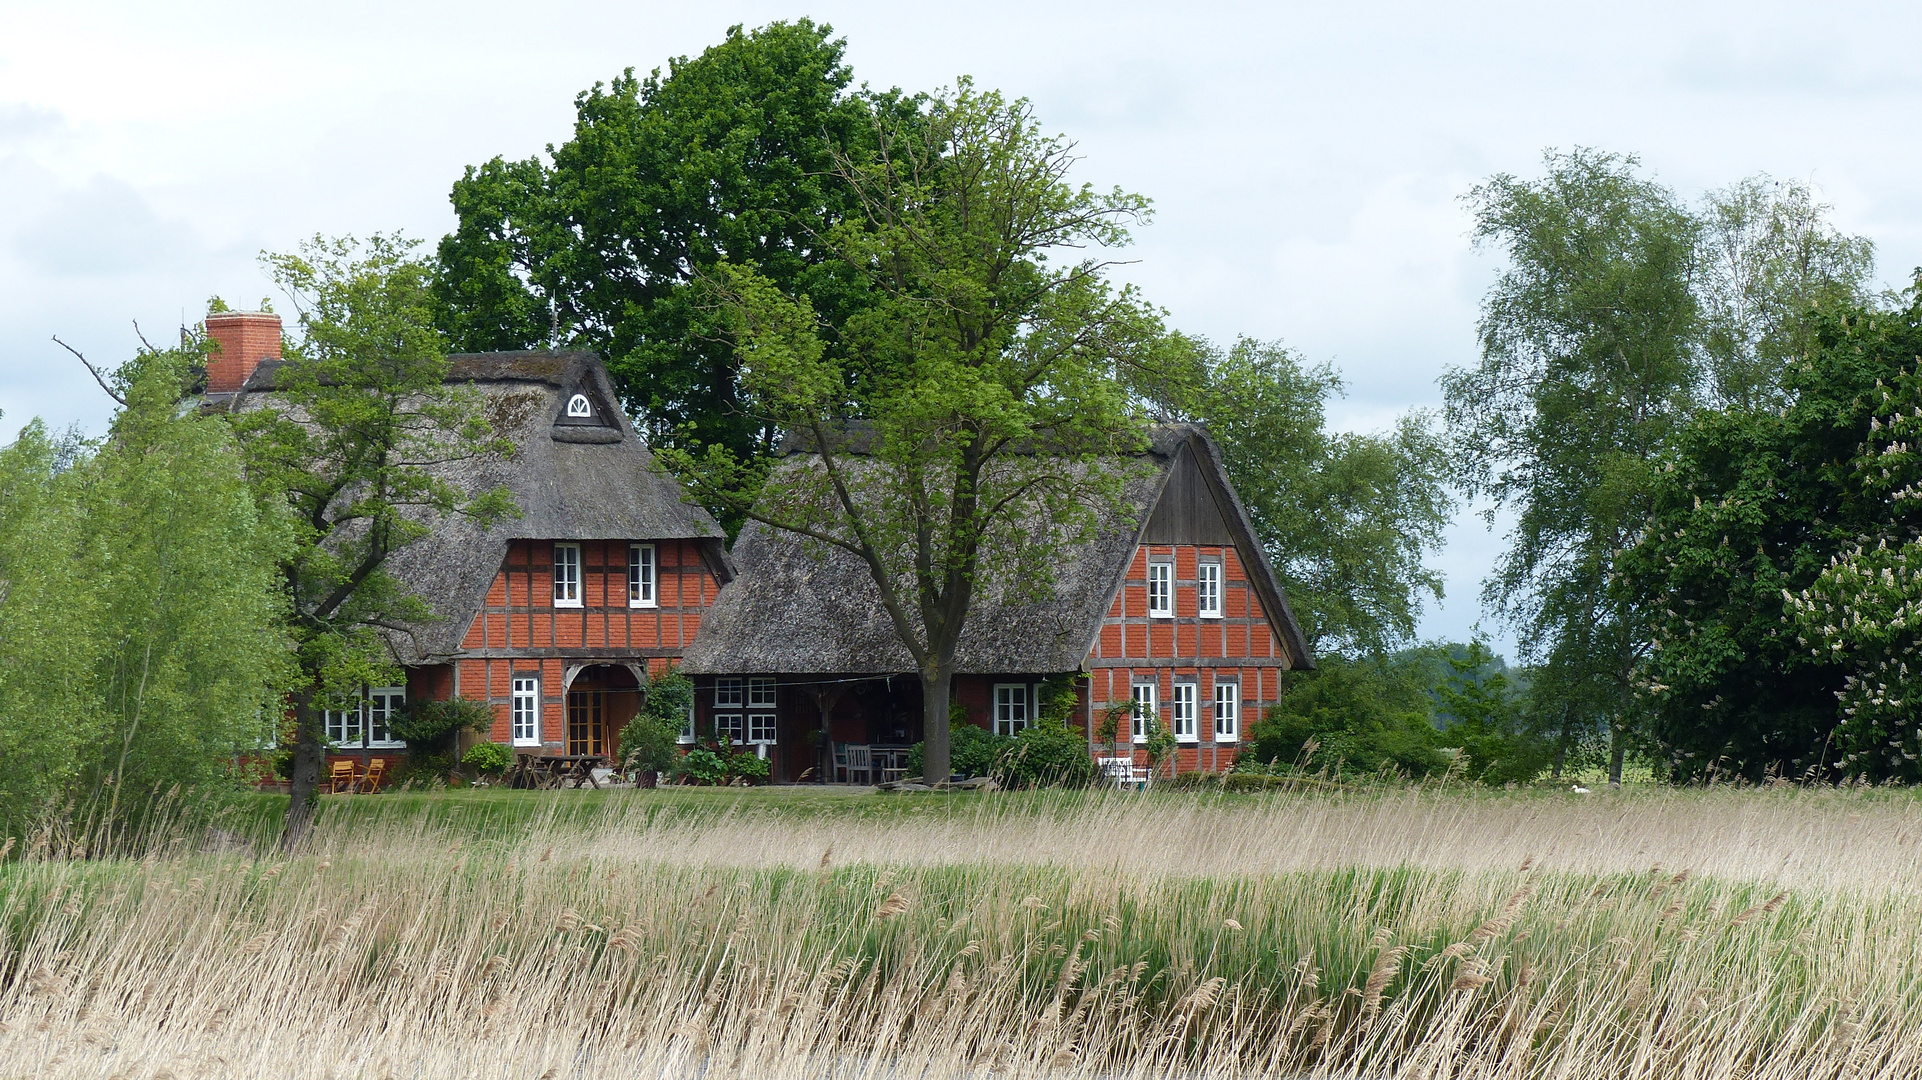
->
[281, 694, 325, 850]
[920, 664, 954, 785]
[1607, 722, 1626, 787]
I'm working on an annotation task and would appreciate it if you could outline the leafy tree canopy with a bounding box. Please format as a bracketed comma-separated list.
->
[1143, 336, 1452, 657]
[232, 234, 515, 843]
[434, 19, 909, 486]
[667, 82, 1168, 783]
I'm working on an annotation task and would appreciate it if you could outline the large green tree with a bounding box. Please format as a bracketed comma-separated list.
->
[1615, 293, 1909, 780]
[1144, 337, 1452, 657]
[666, 83, 1167, 785]
[434, 20, 904, 474]
[1444, 149, 1703, 784]
[232, 236, 512, 844]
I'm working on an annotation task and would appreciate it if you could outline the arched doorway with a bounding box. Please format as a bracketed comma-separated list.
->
[564, 663, 642, 760]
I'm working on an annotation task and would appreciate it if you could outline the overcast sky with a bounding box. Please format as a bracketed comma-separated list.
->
[5, 0, 1921, 655]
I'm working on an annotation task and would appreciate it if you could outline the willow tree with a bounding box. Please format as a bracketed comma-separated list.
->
[663, 83, 1167, 784]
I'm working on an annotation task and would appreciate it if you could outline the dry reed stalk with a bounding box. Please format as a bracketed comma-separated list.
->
[2, 786, 1921, 1078]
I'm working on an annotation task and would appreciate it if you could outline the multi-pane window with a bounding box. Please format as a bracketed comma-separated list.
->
[366, 688, 404, 746]
[1197, 562, 1222, 618]
[1147, 561, 1173, 617]
[714, 713, 745, 743]
[511, 676, 540, 745]
[994, 684, 1030, 736]
[748, 714, 777, 744]
[749, 678, 777, 708]
[1214, 681, 1240, 743]
[325, 688, 406, 748]
[745, 678, 776, 744]
[679, 700, 696, 744]
[324, 700, 362, 746]
[1170, 683, 1197, 741]
[628, 543, 657, 607]
[715, 678, 744, 708]
[553, 543, 581, 607]
[1131, 682, 1158, 742]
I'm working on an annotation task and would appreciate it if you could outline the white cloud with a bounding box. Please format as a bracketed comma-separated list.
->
[6, 0, 1922, 653]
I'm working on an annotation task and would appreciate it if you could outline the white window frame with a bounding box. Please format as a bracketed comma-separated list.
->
[1214, 680, 1240, 743]
[748, 677, 777, 708]
[1170, 682, 1197, 743]
[714, 713, 744, 744]
[325, 687, 406, 749]
[553, 543, 582, 607]
[628, 543, 657, 607]
[511, 676, 541, 747]
[1147, 561, 1174, 618]
[1130, 682, 1157, 743]
[323, 700, 363, 747]
[1197, 562, 1222, 619]
[747, 713, 777, 744]
[678, 700, 696, 744]
[715, 678, 744, 708]
[566, 393, 592, 417]
[993, 683, 1030, 737]
[366, 687, 406, 748]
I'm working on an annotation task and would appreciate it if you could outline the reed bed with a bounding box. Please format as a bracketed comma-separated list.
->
[3, 785, 1920, 1078]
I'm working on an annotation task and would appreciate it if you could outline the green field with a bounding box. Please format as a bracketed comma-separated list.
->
[4, 784, 1921, 1078]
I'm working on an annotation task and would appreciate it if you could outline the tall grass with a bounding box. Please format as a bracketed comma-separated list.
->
[3, 785, 1920, 1077]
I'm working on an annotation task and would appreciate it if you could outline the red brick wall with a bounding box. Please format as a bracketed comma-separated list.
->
[444, 538, 721, 744]
[1087, 543, 1292, 773]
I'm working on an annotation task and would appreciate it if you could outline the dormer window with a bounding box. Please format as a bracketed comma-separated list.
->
[566, 394, 592, 417]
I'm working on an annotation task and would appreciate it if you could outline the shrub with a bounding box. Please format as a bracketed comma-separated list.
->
[392, 698, 495, 755]
[1142, 711, 1177, 778]
[673, 747, 728, 785]
[462, 741, 512, 776]
[728, 752, 771, 784]
[390, 752, 455, 789]
[907, 723, 1013, 780]
[1435, 642, 1552, 786]
[1246, 658, 1447, 778]
[1001, 719, 1098, 788]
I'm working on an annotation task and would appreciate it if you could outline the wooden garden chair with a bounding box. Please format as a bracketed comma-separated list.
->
[328, 759, 357, 794]
[357, 757, 387, 794]
[845, 744, 873, 785]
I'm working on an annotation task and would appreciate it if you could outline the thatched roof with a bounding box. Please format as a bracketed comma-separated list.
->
[680, 424, 1312, 676]
[233, 350, 725, 664]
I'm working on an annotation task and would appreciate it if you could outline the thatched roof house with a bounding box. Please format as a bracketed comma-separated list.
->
[210, 312, 729, 761]
[680, 424, 1311, 781]
[682, 424, 1309, 676]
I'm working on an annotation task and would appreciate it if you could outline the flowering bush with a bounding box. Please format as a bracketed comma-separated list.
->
[1791, 358, 1922, 779]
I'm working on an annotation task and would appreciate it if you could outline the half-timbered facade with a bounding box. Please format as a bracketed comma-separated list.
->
[680, 425, 1312, 780]
[217, 316, 729, 767]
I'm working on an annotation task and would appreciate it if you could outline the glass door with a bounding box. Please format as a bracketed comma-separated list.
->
[567, 691, 604, 756]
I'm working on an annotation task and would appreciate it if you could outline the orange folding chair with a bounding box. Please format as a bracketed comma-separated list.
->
[358, 758, 387, 794]
[328, 759, 357, 794]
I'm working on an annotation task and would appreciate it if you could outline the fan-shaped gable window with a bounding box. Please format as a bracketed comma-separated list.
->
[566, 394, 592, 417]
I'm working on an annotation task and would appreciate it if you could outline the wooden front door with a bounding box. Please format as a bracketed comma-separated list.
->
[567, 691, 605, 757]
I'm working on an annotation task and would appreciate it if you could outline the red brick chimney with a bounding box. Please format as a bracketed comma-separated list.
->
[204, 310, 282, 393]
